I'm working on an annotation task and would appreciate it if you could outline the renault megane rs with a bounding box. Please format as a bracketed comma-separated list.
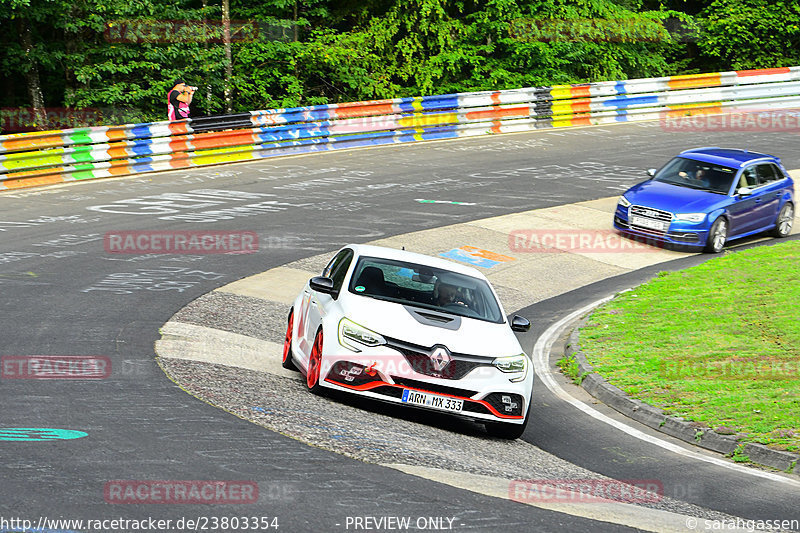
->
[282, 244, 533, 439]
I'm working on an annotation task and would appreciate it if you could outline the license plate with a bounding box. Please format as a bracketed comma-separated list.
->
[630, 215, 669, 231]
[401, 389, 463, 412]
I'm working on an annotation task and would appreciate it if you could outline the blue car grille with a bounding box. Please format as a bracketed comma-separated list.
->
[628, 205, 673, 234]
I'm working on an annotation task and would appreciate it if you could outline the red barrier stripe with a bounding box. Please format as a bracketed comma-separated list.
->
[464, 106, 529, 120]
[736, 67, 791, 77]
[190, 132, 257, 149]
[333, 103, 395, 118]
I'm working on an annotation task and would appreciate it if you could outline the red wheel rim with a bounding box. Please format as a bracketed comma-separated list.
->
[307, 331, 323, 388]
[282, 313, 293, 363]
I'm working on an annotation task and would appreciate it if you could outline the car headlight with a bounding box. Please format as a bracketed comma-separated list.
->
[618, 195, 631, 208]
[673, 213, 706, 223]
[493, 354, 528, 382]
[338, 318, 386, 352]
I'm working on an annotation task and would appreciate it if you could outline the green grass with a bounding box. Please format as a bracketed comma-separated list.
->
[579, 240, 800, 452]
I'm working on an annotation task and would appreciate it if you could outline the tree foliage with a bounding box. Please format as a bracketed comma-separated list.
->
[0, 0, 797, 130]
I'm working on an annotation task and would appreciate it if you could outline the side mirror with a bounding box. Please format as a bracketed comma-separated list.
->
[737, 187, 753, 197]
[309, 276, 335, 295]
[510, 315, 531, 332]
[647, 168, 657, 178]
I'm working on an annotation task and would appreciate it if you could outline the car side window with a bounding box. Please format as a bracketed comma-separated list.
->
[330, 252, 354, 293]
[740, 167, 759, 188]
[755, 164, 780, 185]
[322, 249, 350, 278]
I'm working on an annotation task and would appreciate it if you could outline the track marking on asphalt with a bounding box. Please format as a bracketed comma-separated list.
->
[157, 321, 299, 380]
[532, 298, 800, 489]
[383, 463, 706, 533]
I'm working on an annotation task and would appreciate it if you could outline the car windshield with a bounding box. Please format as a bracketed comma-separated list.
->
[653, 156, 737, 194]
[348, 256, 504, 323]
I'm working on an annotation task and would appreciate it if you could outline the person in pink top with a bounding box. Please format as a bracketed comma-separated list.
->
[167, 80, 195, 121]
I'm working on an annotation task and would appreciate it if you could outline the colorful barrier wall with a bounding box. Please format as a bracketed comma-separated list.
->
[2, 67, 799, 190]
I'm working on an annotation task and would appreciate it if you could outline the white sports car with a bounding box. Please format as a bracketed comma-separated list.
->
[282, 244, 534, 439]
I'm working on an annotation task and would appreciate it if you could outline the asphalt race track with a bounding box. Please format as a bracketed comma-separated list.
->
[1, 121, 799, 532]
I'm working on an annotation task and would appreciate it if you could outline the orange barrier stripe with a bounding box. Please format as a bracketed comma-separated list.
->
[168, 122, 191, 135]
[336, 99, 395, 109]
[3, 135, 64, 152]
[571, 86, 591, 98]
[107, 146, 129, 159]
[668, 73, 721, 90]
[570, 100, 591, 113]
[107, 164, 132, 176]
[2, 174, 66, 189]
[736, 67, 791, 77]
[169, 154, 193, 169]
[105, 128, 129, 142]
[169, 139, 192, 152]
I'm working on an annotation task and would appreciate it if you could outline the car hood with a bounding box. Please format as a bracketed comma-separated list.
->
[339, 294, 523, 358]
[625, 180, 727, 213]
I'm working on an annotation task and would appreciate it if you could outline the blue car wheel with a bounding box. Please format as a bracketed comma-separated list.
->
[705, 217, 728, 253]
[771, 203, 794, 238]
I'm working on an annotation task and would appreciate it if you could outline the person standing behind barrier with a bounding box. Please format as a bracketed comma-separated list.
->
[167, 80, 195, 121]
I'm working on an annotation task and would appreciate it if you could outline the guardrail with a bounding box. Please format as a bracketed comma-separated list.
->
[2, 66, 799, 190]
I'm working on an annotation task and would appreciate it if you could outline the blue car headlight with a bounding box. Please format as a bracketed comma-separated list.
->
[673, 213, 706, 223]
[618, 195, 631, 208]
[338, 318, 386, 352]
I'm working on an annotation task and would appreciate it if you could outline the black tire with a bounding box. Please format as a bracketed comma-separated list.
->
[704, 217, 728, 253]
[281, 310, 298, 371]
[771, 203, 794, 238]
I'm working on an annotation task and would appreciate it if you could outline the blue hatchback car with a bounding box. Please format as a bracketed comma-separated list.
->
[614, 148, 795, 253]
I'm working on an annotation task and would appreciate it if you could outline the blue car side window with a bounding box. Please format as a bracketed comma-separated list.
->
[741, 167, 759, 188]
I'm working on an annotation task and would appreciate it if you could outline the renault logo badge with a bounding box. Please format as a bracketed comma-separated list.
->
[429, 346, 451, 372]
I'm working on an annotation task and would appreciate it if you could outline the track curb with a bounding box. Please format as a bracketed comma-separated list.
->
[565, 315, 800, 476]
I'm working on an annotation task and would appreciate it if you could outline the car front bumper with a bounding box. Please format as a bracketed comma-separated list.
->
[316, 346, 533, 424]
[613, 206, 708, 248]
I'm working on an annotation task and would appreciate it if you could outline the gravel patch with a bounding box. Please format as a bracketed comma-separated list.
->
[158, 355, 757, 524]
[171, 291, 288, 343]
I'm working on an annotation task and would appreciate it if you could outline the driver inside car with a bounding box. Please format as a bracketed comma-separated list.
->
[434, 280, 468, 308]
